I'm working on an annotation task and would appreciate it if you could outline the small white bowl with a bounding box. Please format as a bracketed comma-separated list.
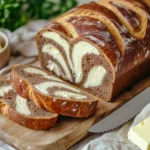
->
[0, 32, 11, 69]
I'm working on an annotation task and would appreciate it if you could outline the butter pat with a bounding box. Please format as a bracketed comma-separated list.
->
[0, 44, 3, 51]
[128, 117, 150, 150]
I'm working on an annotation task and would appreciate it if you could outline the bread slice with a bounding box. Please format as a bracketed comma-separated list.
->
[0, 80, 58, 130]
[10, 64, 98, 118]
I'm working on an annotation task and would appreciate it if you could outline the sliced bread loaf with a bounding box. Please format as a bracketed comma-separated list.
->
[36, 0, 150, 102]
[0, 80, 58, 130]
[10, 64, 98, 118]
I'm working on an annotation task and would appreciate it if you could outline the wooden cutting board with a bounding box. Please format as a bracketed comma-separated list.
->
[0, 60, 150, 150]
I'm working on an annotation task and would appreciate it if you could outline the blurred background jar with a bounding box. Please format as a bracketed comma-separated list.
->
[0, 32, 11, 69]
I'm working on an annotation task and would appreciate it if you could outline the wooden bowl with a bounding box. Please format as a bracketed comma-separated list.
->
[0, 32, 11, 69]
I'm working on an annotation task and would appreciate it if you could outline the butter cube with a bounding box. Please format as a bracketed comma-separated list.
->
[128, 117, 150, 150]
[0, 44, 2, 51]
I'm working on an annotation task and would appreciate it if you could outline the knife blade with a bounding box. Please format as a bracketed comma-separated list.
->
[89, 87, 150, 133]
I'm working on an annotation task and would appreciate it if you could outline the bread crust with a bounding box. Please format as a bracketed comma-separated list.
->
[10, 65, 98, 118]
[112, 59, 150, 98]
[143, 0, 150, 7]
[0, 101, 58, 130]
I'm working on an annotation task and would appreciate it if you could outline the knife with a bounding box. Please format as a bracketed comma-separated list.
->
[88, 87, 150, 133]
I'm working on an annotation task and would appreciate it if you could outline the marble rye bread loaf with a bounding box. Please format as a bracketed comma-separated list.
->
[0, 80, 58, 130]
[10, 64, 98, 118]
[36, 0, 150, 101]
